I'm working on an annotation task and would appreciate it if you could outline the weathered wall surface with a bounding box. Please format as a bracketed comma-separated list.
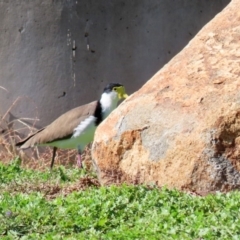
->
[0, 0, 230, 129]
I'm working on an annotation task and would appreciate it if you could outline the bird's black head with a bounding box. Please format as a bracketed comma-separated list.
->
[103, 83, 123, 93]
[101, 83, 128, 101]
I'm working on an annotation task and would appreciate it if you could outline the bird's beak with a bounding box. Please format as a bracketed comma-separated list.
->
[117, 86, 128, 99]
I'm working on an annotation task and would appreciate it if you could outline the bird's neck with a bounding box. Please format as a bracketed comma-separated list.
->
[100, 92, 119, 119]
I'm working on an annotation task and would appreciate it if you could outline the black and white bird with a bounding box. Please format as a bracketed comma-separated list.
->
[16, 83, 128, 168]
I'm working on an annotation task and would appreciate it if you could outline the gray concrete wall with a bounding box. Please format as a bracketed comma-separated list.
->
[0, 0, 230, 130]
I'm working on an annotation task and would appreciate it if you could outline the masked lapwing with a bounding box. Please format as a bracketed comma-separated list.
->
[16, 83, 128, 169]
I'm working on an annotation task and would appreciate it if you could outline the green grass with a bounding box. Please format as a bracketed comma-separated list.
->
[0, 159, 240, 239]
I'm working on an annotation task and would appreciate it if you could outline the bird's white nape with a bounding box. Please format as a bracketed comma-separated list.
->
[100, 91, 119, 118]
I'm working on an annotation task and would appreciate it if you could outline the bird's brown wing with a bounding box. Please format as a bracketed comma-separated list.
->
[16, 101, 98, 149]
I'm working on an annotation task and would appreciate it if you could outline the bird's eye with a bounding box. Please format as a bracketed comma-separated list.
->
[113, 87, 117, 91]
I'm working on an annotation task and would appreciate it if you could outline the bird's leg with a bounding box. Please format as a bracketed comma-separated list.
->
[50, 147, 57, 169]
[77, 147, 83, 168]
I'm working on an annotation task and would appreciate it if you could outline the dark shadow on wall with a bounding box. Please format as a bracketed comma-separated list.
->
[70, 0, 230, 93]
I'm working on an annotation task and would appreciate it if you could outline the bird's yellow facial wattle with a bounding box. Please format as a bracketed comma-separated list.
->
[114, 86, 128, 100]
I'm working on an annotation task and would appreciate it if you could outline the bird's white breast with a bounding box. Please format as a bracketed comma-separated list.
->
[73, 115, 96, 140]
[44, 116, 97, 150]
